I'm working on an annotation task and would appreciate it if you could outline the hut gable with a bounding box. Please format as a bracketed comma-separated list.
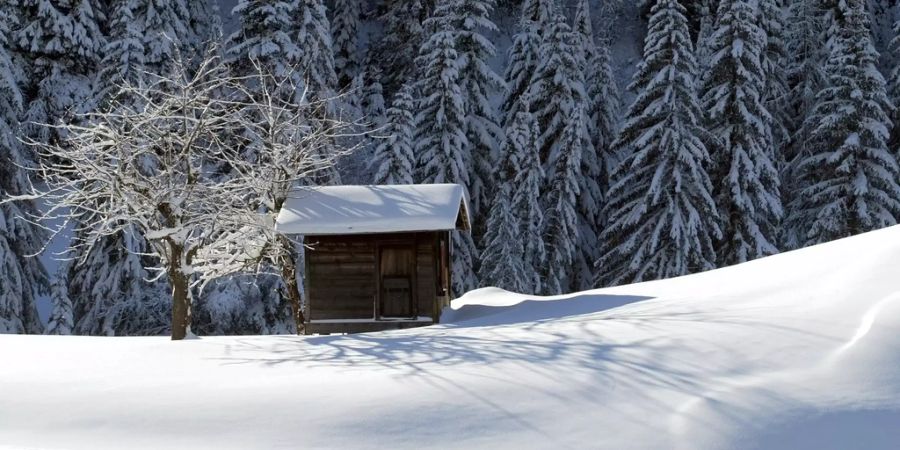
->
[275, 184, 471, 235]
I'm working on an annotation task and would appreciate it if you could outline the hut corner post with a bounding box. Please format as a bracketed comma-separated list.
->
[279, 235, 306, 334]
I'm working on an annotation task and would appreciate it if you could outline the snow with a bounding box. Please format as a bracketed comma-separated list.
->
[275, 184, 471, 235]
[3, 225, 900, 448]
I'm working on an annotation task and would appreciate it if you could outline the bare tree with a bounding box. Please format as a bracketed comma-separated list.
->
[9, 52, 354, 340]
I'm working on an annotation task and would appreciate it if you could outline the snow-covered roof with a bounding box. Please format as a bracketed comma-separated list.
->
[275, 184, 471, 235]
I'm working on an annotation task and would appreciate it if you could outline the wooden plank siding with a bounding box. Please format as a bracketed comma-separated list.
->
[303, 232, 445, 333]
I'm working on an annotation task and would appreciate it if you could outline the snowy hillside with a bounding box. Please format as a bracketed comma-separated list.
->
[3, 225, 900, 449]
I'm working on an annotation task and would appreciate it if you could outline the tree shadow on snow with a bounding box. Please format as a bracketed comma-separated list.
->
[205, 292, 840, 441]
[441, 292, 652, 327]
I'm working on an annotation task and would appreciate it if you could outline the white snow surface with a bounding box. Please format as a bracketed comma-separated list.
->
[275, 184, 471, 235]
[3, 225, 900, 449]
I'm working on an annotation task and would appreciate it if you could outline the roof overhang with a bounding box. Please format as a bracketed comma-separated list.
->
[274, 184, 472, 236]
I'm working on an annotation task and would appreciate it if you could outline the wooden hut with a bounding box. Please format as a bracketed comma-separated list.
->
[274, 184, 471, 334]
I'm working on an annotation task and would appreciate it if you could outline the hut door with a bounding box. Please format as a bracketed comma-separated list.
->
[378, 245, 416, 318]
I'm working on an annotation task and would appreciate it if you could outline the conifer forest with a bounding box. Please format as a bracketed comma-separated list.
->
[3, 0, 900, 336]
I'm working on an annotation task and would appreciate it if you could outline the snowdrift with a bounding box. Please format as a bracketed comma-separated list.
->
[3, 226, 900, 449]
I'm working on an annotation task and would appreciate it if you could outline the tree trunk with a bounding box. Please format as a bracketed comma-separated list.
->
[169, 243, 193, 341]
[279, 235, 306, 334]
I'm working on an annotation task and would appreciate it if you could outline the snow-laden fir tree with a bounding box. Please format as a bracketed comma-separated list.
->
[499, 0, 554, 126]
[597, 0, 720, 287]
[94, 0, 204, 107]
[0, 6, 47, 334]
[700, 0, 782, 265]
[193, 274, 294, 335]
[14, 0, 103, 146]
[500, 10, 541, 127]
[355, 65, 389, 183]
[520, 0, 555, 33]
[413, 6, 477, 294]
[587, 40, 620, 166]
[187, 0, 222, 46]
[140, 0, 191, 79]
[331, 0, 361, 90]
[362, 62, 387, 124]
[226, 0, 305, 101]
[582, 20, 620, 164]
[781, 0, 828, 249]
[788, 0, 900, 246]
[573, 0, 595, 64]
[372, 84, 416, 185]
[297, 0, 342, 185]
[528, 13, 591, 291]
[758, 0, 790, 156]
[541, 105, 586, 295]
[508, 106, 546, 294]
[481, 102, 545, 294]
[479, 192, 528, 292]
[572, 0, 620, 290]
[45, 272, 74, 335]
[372, 0, 433, 95]
[69, 226, 171, 336]
[295, 0, 337, 103]
[887, 18, 900, 150]
[529, 14, 589, 169]
[479, 132, 530, 293]
[695, 0, 715, 70]
[184, 0, 222, 69]
[451, 0, 504, 231]
[93, 0, 148, 108]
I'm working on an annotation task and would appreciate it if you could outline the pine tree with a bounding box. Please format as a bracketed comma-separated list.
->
[695, 0, 715, 70]
[372, 0, 433, 95]
[93, 0, 147, 108]
[789, 0, 900, 246]
[296, 0, 337, 103]
[187, 0, 222, 46]
[228, 0, 341, 186]
[372, 84, 415, 185]
[413, 5, 477, 294]
[758, 0, 789, 157]
[479, 198, 528, 292]
[362, 61, 387, 125]
[481, 103, 544, 294]
[887, 18, 900, 150]
[184, 0, 222, 67]
[542, 105, 585, 295]
[141, 0, 191, 78]
[700, 0, 782, 265]
[499, 0, 553, 126]
[781, 0, 828, 249]
[527, 16, 602, 292]
[479, 152, 529, 293]
[598, 0, 720, 287]
[0, 6, 47, 334]
[520, 0, 555, 33]
[15, 0, 103, 146]
[46, 272, 74, 335]
[331, 0, 361, 90]
[93, 0, 204, 107]
[500, 17, 540, 127]
[508, 107, 546, 294]
[453, 0, 504, 231]
[70, 226, 171, 336]
[529, 15, 589, 173]
[194, 274, 294, 335]
[573, 0, 620, 290]
[226, 0, 305, 101]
